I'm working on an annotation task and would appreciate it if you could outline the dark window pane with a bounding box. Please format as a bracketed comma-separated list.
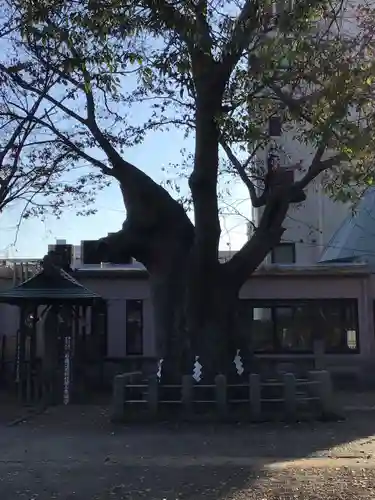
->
[248, 299, 358, 355]
[343, 301, 358, 350]
[269, 116, 282, 136]
[126, 300, 143, 355]
[271, 243, 295, 264]
[275, 307, 293, 350]
[251, 307, 275, 351]
[318, 301, 358, 353]
[275, 306, 313, 352]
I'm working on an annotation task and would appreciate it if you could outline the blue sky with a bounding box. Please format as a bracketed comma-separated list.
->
[0, 21, 251, 260]
[0, 126, 249, 259]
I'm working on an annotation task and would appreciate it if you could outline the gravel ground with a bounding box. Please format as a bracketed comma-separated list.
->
[3, 461, 375, 499]
[1, 398, 375, 499]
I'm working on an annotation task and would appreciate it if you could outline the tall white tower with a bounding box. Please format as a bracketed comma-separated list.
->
[253, 121, 349, 266]
[250, 0, 358, 266]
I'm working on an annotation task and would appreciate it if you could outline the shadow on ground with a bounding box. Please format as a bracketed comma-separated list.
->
[1, 392, 375, 498]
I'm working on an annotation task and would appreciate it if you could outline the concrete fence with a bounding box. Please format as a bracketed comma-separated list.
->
[111, 370, 337, 422]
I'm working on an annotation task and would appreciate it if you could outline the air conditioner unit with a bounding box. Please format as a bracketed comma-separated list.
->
[81, 240, 102, 265]
[81, 239, 133, 265]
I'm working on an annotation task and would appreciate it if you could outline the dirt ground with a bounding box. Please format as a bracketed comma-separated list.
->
[2, 393, 375, 499]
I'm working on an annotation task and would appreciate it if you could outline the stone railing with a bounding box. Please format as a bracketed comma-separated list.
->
[111, 370, 338, 422]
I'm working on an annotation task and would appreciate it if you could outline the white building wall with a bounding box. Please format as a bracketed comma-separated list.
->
[252, 0, 364, 265]
[254, 128, 350, 265]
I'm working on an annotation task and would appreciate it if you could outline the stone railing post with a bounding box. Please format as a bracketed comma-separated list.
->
[147, 375, 159, 418]
[249, 373, 261, 421]
[313, 340, 326, 370]
[308, 370, 334, 414]
[182, 375, 193, 416]
[283, 372, 297, 421]
[111, 373, 126, 421]
[215, 374, 227, 418]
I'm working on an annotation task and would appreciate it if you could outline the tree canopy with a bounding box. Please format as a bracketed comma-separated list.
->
[0, 1, 111, 224]
[2, 0, 375, 374]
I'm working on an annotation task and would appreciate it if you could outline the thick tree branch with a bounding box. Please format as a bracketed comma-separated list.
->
[4, 106, 112, 175]
[143, 0, 198, 50]
[295, 149, 347, 191]
[41, 115, 113, 175]
[222, 141, 346, 288]
[223, 194, 289, 286]
[269, 83, 313, 122]
[221, 0, 260, 77]
[191, 0, 212, 53]
[144, 0, 214, 57]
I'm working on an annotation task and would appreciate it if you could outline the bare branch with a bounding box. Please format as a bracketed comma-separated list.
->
[219, 139, 262, 207]
[37, 113, 113, 174]
[0, 62, 88, 126]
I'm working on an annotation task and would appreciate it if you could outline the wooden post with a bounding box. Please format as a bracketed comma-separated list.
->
[72, 305, 80, 399]
[81, 305, 87, 353]
[99, 301, 108, 386]
[18, 306, 26, 403]
[24, 262, 29, 281]
[181, 375, 193, 415]
[0, 334, 6, 384]
[283, 373, 297, 421]
[30, 305, 38, 402]
[73, 305, 80, 353]
[147, 375, 159, 418]
[249, 373, 261, 421]
[25, 335, 31, 404]
[215, 374, 227, 419]
[14, 329, 20, 383]
[12, 264, 17, 286]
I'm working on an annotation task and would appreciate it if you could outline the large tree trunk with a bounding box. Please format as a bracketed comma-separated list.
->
[153, 266, 256, 382]
[91, 66, 294, 382]
[150, 267, 243, 381]
[96, 143, 291, 383]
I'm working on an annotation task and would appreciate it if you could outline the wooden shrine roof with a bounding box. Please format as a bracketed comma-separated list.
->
[0, 262, 103, 305]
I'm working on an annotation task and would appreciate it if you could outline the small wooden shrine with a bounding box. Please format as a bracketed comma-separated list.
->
[0, 252, 107, 405]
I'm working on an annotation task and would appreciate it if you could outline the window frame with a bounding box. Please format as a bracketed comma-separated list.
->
[247, 298, 359, 354]
[270, 242, 296, 264]
[125, 299, 144, 356]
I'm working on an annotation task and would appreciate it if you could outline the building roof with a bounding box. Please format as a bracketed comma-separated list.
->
[319, 188, 375, 268]
[0, 263, 103, 305]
